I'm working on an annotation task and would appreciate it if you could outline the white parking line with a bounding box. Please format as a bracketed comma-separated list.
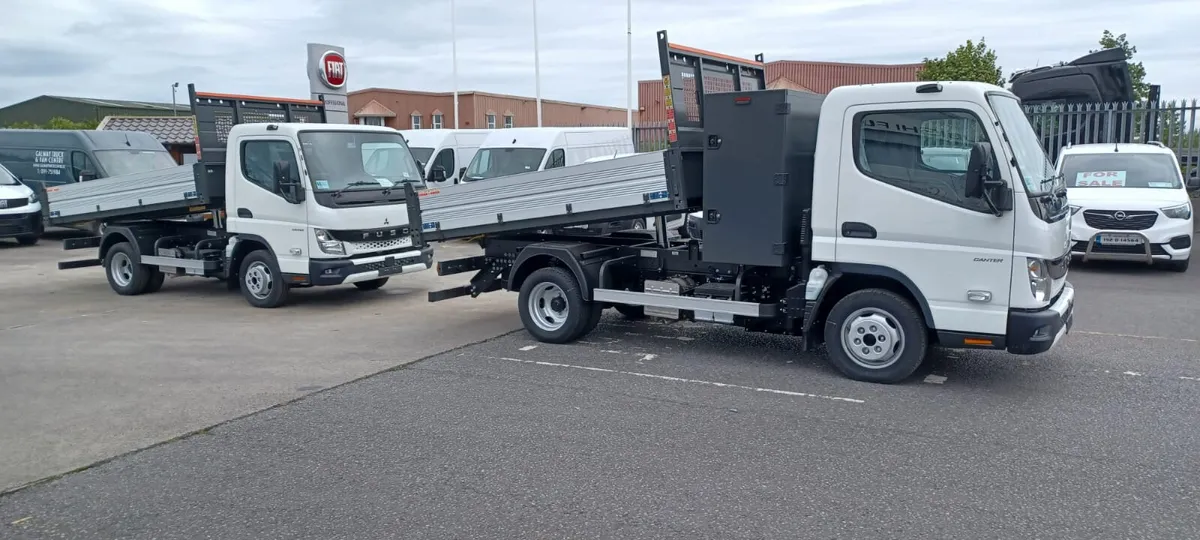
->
[1075, 330, 1198, 344]
[519, 345, 538, 351]
[923, 374, 947, 385]
[488, 356, 865, 404]
[1180, 376, 1200, 382]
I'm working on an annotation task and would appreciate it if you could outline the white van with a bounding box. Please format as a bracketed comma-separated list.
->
[398, 129, 491, 184]
[1059, 142, 1199, 272]
[460, 127, 634, 182]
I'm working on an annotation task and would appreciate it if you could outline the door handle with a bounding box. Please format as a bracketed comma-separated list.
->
[237, 208, 253, 218]
[841, 222, 876, 239]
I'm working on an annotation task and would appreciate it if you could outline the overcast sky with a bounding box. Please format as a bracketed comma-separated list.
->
[3, 0, 1199, 109]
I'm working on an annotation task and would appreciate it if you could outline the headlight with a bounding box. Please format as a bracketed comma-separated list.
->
[313, 228, 345, 255]
[28, 194, 37, 205]
[1027, 257, 1052, 303]
[1162, 202, 1192, 220]
[1068, 205, 1082, 216]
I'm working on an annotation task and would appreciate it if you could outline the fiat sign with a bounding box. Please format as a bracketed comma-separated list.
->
[319, 50, 346, 89]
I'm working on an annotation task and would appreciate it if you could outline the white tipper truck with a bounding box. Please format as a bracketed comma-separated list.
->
[46, 85, 433, 308]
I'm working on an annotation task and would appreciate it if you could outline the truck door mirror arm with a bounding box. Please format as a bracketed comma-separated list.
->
[963, 142, 1010, 216]
[274, 161, 305, 204]
[430, 165, 448, 182]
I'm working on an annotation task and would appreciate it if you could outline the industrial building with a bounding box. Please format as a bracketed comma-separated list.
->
[349, 88, 631, 129]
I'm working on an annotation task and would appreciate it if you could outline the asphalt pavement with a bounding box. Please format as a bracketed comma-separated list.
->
[2, 258, 1198, 539]
[0, 232, 519, 493]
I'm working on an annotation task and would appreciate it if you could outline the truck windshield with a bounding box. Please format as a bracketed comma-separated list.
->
[987, 93, 1058, 195]
[462, 148, 546, 181]
[408, 147, 435, 167]
[92, 150, 178, 176]
[299, 131, 424, 191]
[1061, 153, 1183, 189]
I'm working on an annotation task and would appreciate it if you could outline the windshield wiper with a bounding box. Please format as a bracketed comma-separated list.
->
[331, 181, 380, 198]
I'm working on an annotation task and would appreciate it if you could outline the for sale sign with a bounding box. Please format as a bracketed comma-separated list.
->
[1075, 170, 1127, 187]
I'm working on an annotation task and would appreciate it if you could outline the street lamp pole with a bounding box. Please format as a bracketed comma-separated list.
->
[171, 82, 179, 116]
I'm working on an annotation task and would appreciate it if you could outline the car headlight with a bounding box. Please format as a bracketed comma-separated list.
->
[1068, 205, 1082, 216]
[1027, 257, 1052, 303]
[1162, 202, 1192, 220]
[313, 228, 345, 255]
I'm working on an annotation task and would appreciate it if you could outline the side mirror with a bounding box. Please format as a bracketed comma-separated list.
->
[273, 160, 305, 204]
[963, 143, 995, 199]
[1186, 172, 1200, 192]
[963, 142, 1011, 214]
[78, 170, 97, 182]
[458, 166, 467, 179]
[430, 165, 447, 182]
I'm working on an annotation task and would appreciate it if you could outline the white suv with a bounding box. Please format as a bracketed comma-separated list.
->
[1059, 142, 1199, 272]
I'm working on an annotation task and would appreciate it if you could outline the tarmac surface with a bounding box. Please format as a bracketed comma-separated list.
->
[2, 232, 1199, 538]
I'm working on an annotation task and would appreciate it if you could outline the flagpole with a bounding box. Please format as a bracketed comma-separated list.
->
[451, 0, 460, 129]
[533, 0, 543, 127]
[626, 0, 633, 128]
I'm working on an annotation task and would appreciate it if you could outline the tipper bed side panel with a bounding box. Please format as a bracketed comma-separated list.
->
[417, 151, 682, 241]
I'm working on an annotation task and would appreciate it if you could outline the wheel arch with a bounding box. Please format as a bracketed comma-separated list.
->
[226, 234, 275, 279]
[803, 263, 935, 345]
[508, 244, 602, 301]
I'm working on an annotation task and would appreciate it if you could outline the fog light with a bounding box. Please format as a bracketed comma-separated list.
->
[1030, 325, 1053, 342]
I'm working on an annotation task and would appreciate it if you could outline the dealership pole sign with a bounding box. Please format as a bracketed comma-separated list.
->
[306, 43, 349, 123]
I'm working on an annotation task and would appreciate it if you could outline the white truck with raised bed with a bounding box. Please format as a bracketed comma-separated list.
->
[415, 31, 1076, 384]
[45, 85, 433, 307]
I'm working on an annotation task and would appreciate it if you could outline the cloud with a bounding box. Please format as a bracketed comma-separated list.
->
[1, 0, 1198, 107]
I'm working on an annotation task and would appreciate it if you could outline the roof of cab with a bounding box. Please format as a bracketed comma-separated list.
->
[824, 80, 1012, 111]
[399, 128, 491, 146]
[0, 129, 165, 151]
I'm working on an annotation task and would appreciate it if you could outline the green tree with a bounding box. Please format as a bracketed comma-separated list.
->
[917, 38, 1005, 86]
[3, 117, 98, 130]
[1092, 30, 1148, 101]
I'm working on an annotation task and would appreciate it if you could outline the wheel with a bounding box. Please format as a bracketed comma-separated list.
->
[15, 235, 38, 246]
[822, 288, 928, 384]
[1165, 258, 1189, 272]
[631, 219, 646, 230]
[103, 242, 152, 295]
[143, 270, 166, 293]
[518, 266, 601, 344]
[354, 277, 389, 290]
[614, 304, 646, 320]
[239, 250, 290, 308]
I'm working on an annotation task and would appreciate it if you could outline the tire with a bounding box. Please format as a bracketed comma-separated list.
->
[1165, 258, 1189, 273]
[103, 242, 152, 296]
[144, 270, 166, 293]
[518, 266, 600, 344]
[15, 235, 38, 246]
[239, 249, 290, 308]
[631, 219, 646, 230]
[822, 288, 928, 384]
[354, 277, 389, 290]
[614, 304, 646, 320]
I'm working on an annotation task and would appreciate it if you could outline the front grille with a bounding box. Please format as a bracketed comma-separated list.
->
[0, 198, 28, 209]
[344, 236, 414, 256]
[1082, 210, 1157, 231]
[0, 213, 35, 235]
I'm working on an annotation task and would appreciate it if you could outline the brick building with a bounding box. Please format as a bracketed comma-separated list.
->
[349, 88, 631, 130]
[637, 59, 922, 124]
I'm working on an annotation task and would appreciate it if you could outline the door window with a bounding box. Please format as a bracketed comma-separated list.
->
[854, 109, 995, 213]
[431, 148, 455, 180]
[546, 148, 566, 169]
[240, 140, 298, 194]
[71, 151, 96, 181]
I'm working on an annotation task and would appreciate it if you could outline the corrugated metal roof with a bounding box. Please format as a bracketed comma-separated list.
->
[96, 115, 196, 145]
[46, 95, 186, 111]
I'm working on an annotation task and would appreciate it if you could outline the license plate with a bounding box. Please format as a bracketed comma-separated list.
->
[379, 256, 402, 276]
[1096, 233, 1143, 246]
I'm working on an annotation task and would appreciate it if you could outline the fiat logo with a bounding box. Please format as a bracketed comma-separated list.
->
[318, 51, 346, 89]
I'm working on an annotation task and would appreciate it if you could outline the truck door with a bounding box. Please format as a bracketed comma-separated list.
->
[228, 137, 309, 275]
[834, 100, 1016, 336]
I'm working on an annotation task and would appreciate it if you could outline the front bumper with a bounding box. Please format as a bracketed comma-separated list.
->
[1006, 282, 1074, 355]
[1070, 215, 1192, 263]
[306, 245, 434, 286]
[0, 210, 43, 239]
